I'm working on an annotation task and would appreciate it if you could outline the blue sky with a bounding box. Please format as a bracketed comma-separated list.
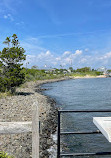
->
[1, 0, 111, 69]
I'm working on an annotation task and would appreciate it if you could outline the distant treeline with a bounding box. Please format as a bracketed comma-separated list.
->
[25, 68, 65, 81]
[25, 66, 102, 81]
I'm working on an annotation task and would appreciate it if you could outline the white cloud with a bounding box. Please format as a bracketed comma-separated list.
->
[75, 50, 82, 55]
[3, 15, 8, 19]
[104, 52, 111, 59]
[24, 50, 56, 68]
[1, 0, 23, 25]
[27, 55, 36, 58]
[52, 61, 57, 65]
[63, 51, 71, 56]
[3, 13, 14, 21]
[79, 58, 87, 63]
[84, 48, 89, 52]
[24, 48, 84, 68]
[46, 50, 51, 56]
[37, 51, 53, 59]
[98, 52, 111, 60]
[16, 21, 24, 25]
[64, 57, 72, 63]
[56, 57, 61, 61]
[21, 36, 111, 69]
[24, 49, 111, 69]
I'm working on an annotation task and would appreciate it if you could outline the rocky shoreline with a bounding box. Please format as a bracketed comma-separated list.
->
[0, 77, 69, 158]
[0, 75, 107, 157]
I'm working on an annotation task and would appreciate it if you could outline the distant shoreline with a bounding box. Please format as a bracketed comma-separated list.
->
[70, 75, 106, 79]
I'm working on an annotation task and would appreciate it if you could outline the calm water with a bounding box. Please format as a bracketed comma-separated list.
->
[42, 78, 111, 158]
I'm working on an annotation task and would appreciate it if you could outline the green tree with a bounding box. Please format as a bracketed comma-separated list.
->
[76, 67, 91, 73]
[69, 67, 73, 72]
[31, 65, 38, 69]
[0, 34, 26, 93]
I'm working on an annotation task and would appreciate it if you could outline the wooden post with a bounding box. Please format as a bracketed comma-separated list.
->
[32, 101, 39, 158]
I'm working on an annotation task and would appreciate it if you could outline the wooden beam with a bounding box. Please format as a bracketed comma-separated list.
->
[32, 101, 39, 158]
[0, 122, 32, 134]
[0, 101, 40, 158]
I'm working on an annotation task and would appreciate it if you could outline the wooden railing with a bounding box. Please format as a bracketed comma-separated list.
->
[0, 101, 39, 158]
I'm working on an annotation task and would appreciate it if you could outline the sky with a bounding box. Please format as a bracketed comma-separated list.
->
[1, 0, 111, 69]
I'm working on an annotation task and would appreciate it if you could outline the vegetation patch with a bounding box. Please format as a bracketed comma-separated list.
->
[0, 34, 26, 94]
[0, 151, 14, 158]
[0, 92, 12, 99]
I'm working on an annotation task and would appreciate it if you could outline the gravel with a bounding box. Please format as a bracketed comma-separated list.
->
[0, 77, 69, 158]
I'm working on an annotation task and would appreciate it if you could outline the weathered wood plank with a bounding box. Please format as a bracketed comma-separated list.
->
[0, 122, 32, 134]
[0, 101, 40, 157]
[32, 101, 39, 158]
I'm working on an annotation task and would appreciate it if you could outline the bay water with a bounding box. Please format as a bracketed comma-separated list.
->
[42, 78, 111, 158]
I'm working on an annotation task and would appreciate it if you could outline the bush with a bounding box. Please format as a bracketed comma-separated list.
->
[0, 77, 7, 92]
[0, 151, 14, 158]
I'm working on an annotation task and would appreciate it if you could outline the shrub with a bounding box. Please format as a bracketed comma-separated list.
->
[0, 151, 14, 158]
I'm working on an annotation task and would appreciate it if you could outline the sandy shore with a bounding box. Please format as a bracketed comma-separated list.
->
[0, 77, 69, 158]
[70, 75, 106, 79]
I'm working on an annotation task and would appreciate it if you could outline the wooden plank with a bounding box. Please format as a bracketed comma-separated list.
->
[32, 101, 39, 158]
[0, 122, 32, 134]
[93, 117, 111, 142]
[0, 101, 40, 157]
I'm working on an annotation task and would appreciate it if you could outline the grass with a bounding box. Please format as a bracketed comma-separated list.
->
[25, 73, 66, 81]
[0, 92, 12, 99]
[0, 151, 14, 158]
[70, 71, 102, 77]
